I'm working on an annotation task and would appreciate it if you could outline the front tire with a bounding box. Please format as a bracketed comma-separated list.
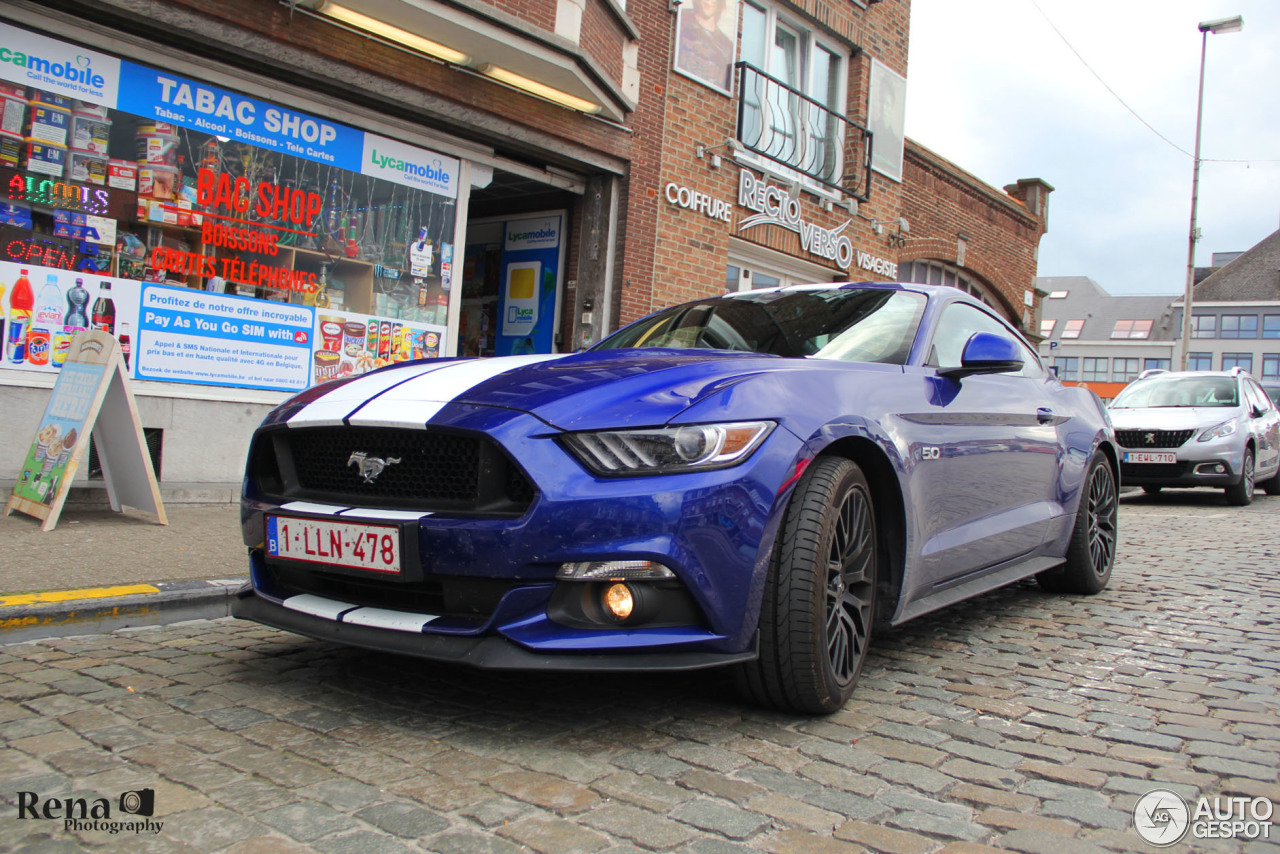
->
[736, 457, 877, 714]
[1038, 450, 1117, 594]
[1225, 449, 1255, 506]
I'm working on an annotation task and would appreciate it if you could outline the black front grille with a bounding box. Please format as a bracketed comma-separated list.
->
[1121, 462, 1191, 480]
[266, 563, 512, 620]
[251, 426, 536, 515]
[1116, 429, 1195, 449]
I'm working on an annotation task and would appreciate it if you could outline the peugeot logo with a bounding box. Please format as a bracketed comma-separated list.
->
[1144, 432, 1156, 445]
[347, 451, 401, 484]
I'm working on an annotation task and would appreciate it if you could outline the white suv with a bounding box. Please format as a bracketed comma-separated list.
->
[1109, 369, 1280, 505]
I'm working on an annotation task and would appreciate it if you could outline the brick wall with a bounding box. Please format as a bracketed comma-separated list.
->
[898, 140, 1051, 330]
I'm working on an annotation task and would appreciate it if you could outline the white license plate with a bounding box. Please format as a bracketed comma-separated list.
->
[1123, 452, 1177, 464]
[266, 515, 401, 574]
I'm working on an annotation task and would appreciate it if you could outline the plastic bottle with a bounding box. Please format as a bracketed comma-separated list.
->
[7, 268, 32, 364]
[119, 321, 132, 370]
[91, 280, 116, 335]
[54, 277, 91, 368]
[34, 273, 63, 329]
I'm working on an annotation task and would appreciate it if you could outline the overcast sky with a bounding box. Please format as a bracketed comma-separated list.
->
[904, 0, 1280, 296]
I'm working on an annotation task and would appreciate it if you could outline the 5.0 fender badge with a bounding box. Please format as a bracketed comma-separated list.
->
[348, 451, 402, 484]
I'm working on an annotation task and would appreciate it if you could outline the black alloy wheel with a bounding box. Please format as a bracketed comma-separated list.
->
[1038, 450, 1117, 594]
[735, 456, 877, 714]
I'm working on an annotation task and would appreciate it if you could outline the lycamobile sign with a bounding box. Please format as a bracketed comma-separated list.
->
[361, 133, 459, 199]
[0, 24, 119, 105]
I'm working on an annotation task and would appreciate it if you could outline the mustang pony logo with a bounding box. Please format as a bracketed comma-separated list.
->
[347, 452, 401, 484]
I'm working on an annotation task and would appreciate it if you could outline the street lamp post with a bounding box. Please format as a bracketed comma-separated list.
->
[1180, 14, 1243, 371]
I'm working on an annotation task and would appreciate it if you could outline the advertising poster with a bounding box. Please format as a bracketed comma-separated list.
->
[134, 284, 314, 391]
[1, 262, 140, 378]
[311, 307, 445, 386]
[10, 359, 103, 508]
[496, 214, 562, 356]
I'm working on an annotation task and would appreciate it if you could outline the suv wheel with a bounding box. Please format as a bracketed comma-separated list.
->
[1224, 449, 1255, 506]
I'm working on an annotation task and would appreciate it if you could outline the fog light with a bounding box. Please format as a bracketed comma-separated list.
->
[557, 560, 676, 580]
[603, 583, 635, 621]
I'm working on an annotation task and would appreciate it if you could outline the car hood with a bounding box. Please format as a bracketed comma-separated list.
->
[1108, 407, 1238, 431]
[278, 349, 857, 432]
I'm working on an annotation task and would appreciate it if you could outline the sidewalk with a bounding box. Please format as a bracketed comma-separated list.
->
[0, 482, 248, 642]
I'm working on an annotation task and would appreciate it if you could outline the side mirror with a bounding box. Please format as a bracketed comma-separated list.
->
[938, 332, 1025, 379]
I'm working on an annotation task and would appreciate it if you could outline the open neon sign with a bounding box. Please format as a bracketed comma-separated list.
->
[8, 174, 111, 217]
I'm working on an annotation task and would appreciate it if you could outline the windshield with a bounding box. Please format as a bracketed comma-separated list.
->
[594, 287, 928, 364]
[1111, 376, 1239, 409]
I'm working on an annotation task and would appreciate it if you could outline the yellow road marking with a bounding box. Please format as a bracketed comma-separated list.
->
[0, 585, 161, 607]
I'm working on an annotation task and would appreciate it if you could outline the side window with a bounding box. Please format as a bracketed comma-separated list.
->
[1246, 380, 1271, 413]
[929, 302, 1044, 378]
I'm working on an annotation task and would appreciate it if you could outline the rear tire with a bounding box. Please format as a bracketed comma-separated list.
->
[735, 457, 877, 714]
[1038, 450, 1117, 595]
[1224, 449, 1255, 506]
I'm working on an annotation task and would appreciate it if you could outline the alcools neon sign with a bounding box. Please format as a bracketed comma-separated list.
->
[9, 174, 111, 217]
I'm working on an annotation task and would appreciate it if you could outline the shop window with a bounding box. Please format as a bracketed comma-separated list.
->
[1061, 319, 1084, 339]
[1220, 315, 1258, 339]
[1111, 319, 1152, 339]
[1080, 357, 1108, 382]
[1191, 315, 1216, 338]
[1222, 353, 1252, 372]
[0, 41, 458, 393]
[1188, 352, 1212, 371]
[1111, 358, 1139, 382]
[1053, 357, 1078, 381]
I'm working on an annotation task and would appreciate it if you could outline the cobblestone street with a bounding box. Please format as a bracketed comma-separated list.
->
[2, 493, 1278, 854]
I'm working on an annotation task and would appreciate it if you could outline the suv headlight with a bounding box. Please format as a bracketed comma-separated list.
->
[1198, 419, 1238, 442]
[561, 421, 775, 476]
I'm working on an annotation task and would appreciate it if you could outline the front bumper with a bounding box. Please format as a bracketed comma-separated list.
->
[1118, 442, 1244, 488]
[231, 582, 757, 671]
[236, 408, 806, 664]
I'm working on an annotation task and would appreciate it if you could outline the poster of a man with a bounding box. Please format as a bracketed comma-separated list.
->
[674, 0, 739, 94]
[868, 59, 908, 182]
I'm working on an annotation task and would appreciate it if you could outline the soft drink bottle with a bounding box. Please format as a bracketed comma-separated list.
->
[119, 321, 132, 370]
[91, 280, 116, 335]
[7, 268, 32, 364]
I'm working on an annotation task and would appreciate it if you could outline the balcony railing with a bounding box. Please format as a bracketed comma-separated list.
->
[734, 62, 873, 202]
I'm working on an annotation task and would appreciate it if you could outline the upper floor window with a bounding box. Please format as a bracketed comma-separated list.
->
[1144, 358, 1171, 372]
[1111, 319, 1152, 339]
[1191, 315, 1216, 338]
[1047, 290, 1069, 299]
[1188, 352, 1212, 371]
[1061, 319, 1085, 339]
[1221, 315, 1258, 339]
[1040, 318, 1056, 337]
[1264, 315, 1280, 339]
[738, 1, 849, 189]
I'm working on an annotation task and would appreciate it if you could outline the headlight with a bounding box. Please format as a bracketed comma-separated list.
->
[561, 421, 775, 476]
[1198, 419, 1238, 442]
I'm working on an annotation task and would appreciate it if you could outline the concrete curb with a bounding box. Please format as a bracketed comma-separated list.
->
[0, 579, 248, 644]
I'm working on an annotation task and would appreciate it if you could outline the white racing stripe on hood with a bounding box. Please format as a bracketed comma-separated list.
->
[287, 363, 451, 427]
[345, 354, 565, 429]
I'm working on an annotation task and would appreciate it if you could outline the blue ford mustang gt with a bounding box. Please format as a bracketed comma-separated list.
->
[233, 283, 1118, 713]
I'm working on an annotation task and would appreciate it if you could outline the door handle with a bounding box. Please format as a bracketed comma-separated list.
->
[1037, 407, 1054, 424]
